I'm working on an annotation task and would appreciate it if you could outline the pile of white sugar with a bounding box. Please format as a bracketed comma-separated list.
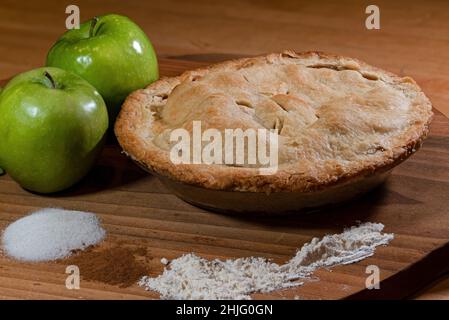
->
[139, 222, 393, 300]
[1, 208, 106, 262]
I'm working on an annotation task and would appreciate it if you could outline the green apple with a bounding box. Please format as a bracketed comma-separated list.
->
[46, 14, 159, 122]
[0, 67, 108, 193]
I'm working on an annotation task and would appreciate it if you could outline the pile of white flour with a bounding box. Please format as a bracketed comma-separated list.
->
[139, 222, 393, 300]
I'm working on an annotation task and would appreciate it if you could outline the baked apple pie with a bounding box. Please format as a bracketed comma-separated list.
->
[115, 51, 433, 214]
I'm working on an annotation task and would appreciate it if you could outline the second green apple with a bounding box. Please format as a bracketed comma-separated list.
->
[46, 14, 159, 122]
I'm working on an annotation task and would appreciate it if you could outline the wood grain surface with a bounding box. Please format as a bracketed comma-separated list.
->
[0, 59, 449, 300]
[0, 0, 449, 299]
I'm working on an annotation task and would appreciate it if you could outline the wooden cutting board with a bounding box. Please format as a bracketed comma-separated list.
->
[0, 58, 448, 300]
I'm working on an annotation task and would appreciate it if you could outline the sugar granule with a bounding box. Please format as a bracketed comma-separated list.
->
[1, 208, 106, 262]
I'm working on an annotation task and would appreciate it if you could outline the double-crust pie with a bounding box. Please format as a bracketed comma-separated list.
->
[115, 51, 433, 213]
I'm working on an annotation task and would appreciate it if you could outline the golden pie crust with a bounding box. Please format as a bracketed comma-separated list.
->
[115, 51, 433, 193]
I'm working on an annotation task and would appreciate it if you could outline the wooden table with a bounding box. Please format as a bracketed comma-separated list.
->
[1, 0, 449, 299]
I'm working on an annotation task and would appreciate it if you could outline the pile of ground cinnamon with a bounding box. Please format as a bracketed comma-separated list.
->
[64, 245, 150, 288]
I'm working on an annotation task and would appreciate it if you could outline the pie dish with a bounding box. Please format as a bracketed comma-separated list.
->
[115, 51, 433, 214]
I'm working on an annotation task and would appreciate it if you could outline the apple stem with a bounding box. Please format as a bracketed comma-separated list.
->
[89, 16, 99, 37]
[44, 71, 56, 89]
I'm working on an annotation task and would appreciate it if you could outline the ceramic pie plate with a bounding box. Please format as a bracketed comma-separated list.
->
[115, 51, 433, 215]
[137, 163, 392, 215]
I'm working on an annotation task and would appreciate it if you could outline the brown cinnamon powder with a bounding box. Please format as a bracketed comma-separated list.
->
[64, 245, 150, 288]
